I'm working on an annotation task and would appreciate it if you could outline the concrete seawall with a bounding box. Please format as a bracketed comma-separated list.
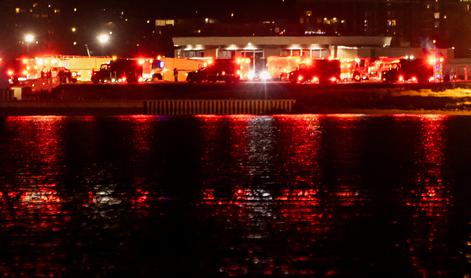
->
[2, 82, 471, 115]
[0, 101, 144, 115]
[144, 99, 296, 115]
[51, 82, 458, 101]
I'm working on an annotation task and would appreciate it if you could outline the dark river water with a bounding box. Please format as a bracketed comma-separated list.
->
[1, 115, 471, 277]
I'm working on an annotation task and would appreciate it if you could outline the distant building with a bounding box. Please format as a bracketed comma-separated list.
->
[173, 36, 393, 57]
[0, 0, 470, 57]
[173, 35, 453, 72]
[173, 36, 394, 71]
[295, 0, 471, 50]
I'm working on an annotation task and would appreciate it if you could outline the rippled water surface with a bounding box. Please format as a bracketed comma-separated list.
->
[1, 115, 471, 277]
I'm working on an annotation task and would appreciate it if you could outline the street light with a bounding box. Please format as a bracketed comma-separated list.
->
[24, 33, 35, 54]
[24, 34, 35, 43]
[97, 33, 110, 45]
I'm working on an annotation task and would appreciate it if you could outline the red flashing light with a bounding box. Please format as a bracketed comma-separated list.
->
[398, 75, 404, 82]
[411, 76, 418, 82]
[429, 76, 435, 82]
[138, 59, 145, 65]
[298, 75, 304, 82]
[7, 70, 14, 76]
[330, 76, 337, 83]
[312, 76, 319, 83]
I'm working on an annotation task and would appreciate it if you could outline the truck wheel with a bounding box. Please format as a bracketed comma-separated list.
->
[353, 74, 361, 82]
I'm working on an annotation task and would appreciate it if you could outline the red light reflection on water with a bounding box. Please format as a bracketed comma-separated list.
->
[274, 115, 321, 187]
[115, 115, 157, 122]
[405, 115, 450, 216]
[320, 114, 368, 208]
[130, 188, 151, 209]
[400, 115, 451, 275]
[198, 115, 346, 276]
[19, 186, 63, 229]
[1, 116, 67, 241]
[276, 188, 319, 202]
[7, 116, 64, 167]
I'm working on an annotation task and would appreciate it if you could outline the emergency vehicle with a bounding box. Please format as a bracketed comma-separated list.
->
[186, 58, 246, 83]
[5, 56, 112, 83]
[289, 59, 341, 84]
[91, 59, 143, 84]
[381, 55, 444, 83]
[137, 58, 165, 81]
[267, 56, 302, 81]
[340, 58, 371, 81]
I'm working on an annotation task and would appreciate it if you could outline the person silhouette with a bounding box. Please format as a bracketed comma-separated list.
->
[173, 68, 178, 82]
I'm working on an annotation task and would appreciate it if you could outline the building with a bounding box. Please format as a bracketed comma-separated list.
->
[173, 35, 454, 73]
[173, 36, 393, 71]
[295, 0, 471, 49]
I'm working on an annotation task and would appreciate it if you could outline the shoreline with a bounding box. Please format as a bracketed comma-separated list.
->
[2, 102, 471, 116]
[3, 82, 471, 116]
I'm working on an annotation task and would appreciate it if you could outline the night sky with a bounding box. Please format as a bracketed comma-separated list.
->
[0, 0, 296, 18]
[1, 0, 471, 57]
[94, 0, 293, 15]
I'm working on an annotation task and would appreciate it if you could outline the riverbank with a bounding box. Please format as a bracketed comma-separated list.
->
[2, 82, 471, 115]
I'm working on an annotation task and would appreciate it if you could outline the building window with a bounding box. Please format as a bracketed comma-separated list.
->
[182, 50, 204, 58]
[156, 19, 175, 27]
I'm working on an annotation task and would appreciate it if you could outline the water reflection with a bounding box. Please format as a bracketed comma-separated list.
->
[3, 116, 65, 228]
[399, 115, 454, 277]
[0, 116, 66, 276]
[199, 115, 374, 276]
[319, 115, 369, 209]
[0, 115, 470, 277]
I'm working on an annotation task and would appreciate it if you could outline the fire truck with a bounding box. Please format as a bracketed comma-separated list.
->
[137, 58, 165, 81]
[339, 58, 371, 82]
[267, 56, 302, 81]
[5, 56, 113, 83]
[186, 59, 244, 83]
[381, 55, 444, 83]
[91, 59, 143, 84]
[289, 59, 341, 84]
